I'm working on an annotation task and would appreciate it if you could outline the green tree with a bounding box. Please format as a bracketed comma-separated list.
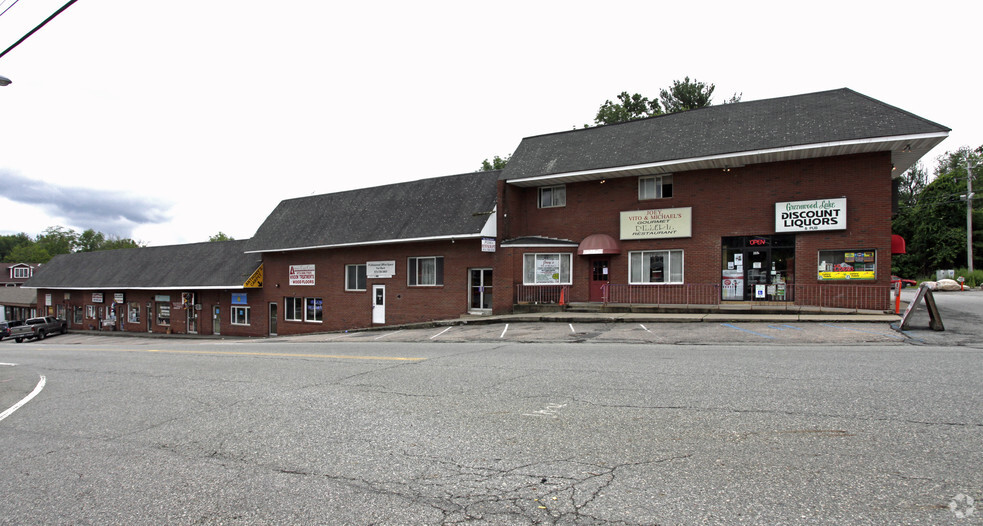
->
[76, 229, 106, 252]
[659, 76, 715, 113]
[0, 233, 32, 262]
[594, 92, 662, 126]
[209, 232, 235, 242]
[7, 243, 52, 264]
[35, 226, 77, 257]
[592, 77, 740, 126]
[479, 155, 510, 171]
[101, 236, 142, 250]
[893, 147, 983, 277]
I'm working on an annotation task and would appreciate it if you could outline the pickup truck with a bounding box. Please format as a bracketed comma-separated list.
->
[9, 316, 68, 342]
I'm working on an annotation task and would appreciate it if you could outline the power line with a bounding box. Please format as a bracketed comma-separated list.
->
[0, 0, 78, 62]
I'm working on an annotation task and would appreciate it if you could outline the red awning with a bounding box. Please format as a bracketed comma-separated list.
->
[891, 234, 906, 254]
[578, 233, 620, 255]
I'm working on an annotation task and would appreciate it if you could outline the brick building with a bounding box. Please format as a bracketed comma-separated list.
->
[495, 88, 948, 312]
[22, 88, 948, 335]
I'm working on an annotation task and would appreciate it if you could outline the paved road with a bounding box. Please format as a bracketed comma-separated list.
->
[2, 329, 980, 524]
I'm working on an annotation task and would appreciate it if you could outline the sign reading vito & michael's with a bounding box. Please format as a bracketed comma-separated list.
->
[620, 207, 692, 240]
[775, 198, 846, 233]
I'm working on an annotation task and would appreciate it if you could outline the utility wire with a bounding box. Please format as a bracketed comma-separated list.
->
[0, 0, 78, 62]
[0, 0, 23, 20]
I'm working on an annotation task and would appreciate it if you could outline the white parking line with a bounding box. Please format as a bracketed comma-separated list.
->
[639, 324, 652, 333]
[500, 324, 509, 338]
[430, 327, 452, 340]
[0, 362, 17, 366]
[569, 324, 576, 333]
[374, 330, 403, 340]
[0, 375, 46, 423]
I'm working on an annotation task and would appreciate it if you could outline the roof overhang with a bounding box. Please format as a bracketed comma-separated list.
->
[505, 132, 948, 187]
[24, 286, 247, 291]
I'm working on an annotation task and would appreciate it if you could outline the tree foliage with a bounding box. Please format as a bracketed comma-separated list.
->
[0, 227, 145, 263]
[592, 77, 740, 126]
[892, 147, 983, 278]
[209, 232, 235, 242]
[479, 155, 510, 172]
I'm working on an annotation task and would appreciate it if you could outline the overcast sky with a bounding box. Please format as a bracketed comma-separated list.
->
[0, 1, 979, 246]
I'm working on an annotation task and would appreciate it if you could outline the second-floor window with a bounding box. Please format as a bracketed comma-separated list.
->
[639, 175, 672, 200]
[538, 185, 566, 208]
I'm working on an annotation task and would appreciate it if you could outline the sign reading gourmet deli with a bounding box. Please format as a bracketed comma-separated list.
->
[775, 198, 846, 232]
[620, 207, 692, 240]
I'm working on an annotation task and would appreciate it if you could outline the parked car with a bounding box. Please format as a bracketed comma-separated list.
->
[891, 275, 917, 288]
[8, 316, 68, 342]
[0, 321, 11, 341]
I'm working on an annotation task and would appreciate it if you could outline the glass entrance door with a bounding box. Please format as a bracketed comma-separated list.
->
[722, 236, 795, 301]
[469, 269, 492, 312]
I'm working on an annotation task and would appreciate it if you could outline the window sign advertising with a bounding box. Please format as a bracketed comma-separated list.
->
[114, 293, 125, 304]
[481, 237, 496, 252]
[366, 261, 396, 278]
[620, 207, 692, 240]
[231, 293, 248, 305]
[775, 198, 847, 232]
[818, 249, 876, 280]
[535, 254, 562, 283]
[92, 292, 104, 303]
[289, 264, 316, 286]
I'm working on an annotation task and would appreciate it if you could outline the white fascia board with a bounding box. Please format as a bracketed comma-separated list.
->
[507, 132, 950, 185]
[246, 233, 486, 254]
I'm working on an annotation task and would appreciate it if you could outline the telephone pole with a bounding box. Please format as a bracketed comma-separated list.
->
[966, 150, 976, 273]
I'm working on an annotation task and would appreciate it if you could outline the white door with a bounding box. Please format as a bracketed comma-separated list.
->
[372, 285, 385, 324]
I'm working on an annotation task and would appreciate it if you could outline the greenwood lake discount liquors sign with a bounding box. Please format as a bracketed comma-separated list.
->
[775, 198, 846, 233]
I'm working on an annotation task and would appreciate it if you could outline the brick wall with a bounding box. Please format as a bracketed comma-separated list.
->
[497, 152, 894, 309]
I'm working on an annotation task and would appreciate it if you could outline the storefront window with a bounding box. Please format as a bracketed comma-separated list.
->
[156, 302, 170, 325]
[523, 253, 572, 285]
[629, 250, 684, 284]
[305, 297, 323, 322]
[231, 306, 250, 325]
[128, 303, 140, 324]
[818, 250, 876, 280]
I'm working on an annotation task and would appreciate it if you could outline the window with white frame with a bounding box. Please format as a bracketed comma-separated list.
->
[13, 267, 30, 279]
[629, 250, 684, 284]
[231, 306, 250, 325]
[284, 297, 303, 321]
[305, 297, 323, 322]
[523, 253, 573, 285]
[639, 175, 673, 200]
[408, 256, 443, 286]
[346, 264, 367, 291]
[538, 185, 566, 208]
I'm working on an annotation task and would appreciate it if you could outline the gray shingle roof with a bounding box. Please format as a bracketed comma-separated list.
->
[23, 240, 262, 289]
[501, 88, 950, 182]
[246, 170, 500, 253]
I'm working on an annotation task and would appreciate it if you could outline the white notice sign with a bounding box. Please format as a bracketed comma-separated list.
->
[366, 261, 396, 278]
[289, 264, 316, 286]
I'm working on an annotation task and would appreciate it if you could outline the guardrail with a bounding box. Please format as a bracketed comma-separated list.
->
[602, 283, 722, 306]
[515, 285, 570, 304]
[515, 282, 892, 311]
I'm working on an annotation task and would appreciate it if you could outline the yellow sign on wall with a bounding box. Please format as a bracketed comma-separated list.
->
[243, 264, 264, 288]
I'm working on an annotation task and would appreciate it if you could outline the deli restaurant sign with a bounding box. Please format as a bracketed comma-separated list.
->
[775, 198, 846, 233]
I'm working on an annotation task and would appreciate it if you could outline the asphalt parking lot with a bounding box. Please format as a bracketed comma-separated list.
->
[266, 319, 909, 345]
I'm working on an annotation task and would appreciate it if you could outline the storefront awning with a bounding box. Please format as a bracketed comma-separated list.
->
[891, 234, 906, 254]
[578, 233, 620, 255]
